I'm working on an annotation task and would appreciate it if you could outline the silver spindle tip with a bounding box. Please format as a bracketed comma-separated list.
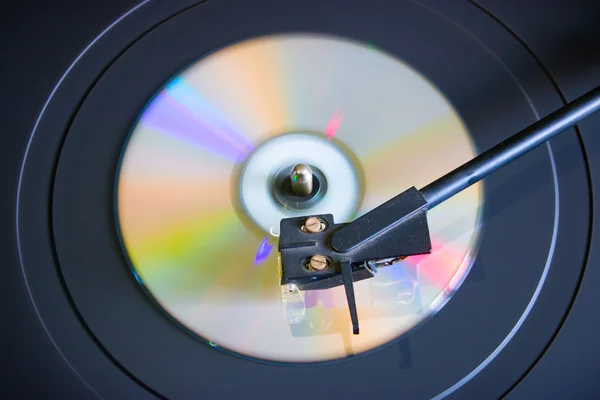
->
[290, 164, 313, 197]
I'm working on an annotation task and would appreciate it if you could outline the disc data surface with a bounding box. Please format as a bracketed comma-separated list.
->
[116, 34, 482, 363]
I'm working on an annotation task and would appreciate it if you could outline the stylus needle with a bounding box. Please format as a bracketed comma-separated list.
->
[278, 84, 600, 335]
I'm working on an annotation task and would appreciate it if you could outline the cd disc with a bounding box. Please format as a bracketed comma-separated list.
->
[116, 34, 482, 363]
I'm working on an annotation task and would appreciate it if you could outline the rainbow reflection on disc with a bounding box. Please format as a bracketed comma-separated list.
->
[116, 34, 482, 363]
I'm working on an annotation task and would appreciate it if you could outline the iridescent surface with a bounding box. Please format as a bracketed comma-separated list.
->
[116, 34, 482, 363]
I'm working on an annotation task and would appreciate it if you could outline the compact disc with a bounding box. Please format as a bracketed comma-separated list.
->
[116, 34, 482, 363]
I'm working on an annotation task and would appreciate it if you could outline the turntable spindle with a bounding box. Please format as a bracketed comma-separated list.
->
[290, 164, 313, 197]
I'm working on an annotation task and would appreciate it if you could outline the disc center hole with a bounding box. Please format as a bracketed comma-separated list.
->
[272, 164, 327, 210]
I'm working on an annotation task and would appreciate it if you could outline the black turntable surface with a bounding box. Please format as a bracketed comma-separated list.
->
[2, 1, 600, 399]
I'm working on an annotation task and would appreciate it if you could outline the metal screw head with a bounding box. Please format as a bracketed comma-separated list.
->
[304, 217, 323, 233]
[309, 255, 328, 271]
